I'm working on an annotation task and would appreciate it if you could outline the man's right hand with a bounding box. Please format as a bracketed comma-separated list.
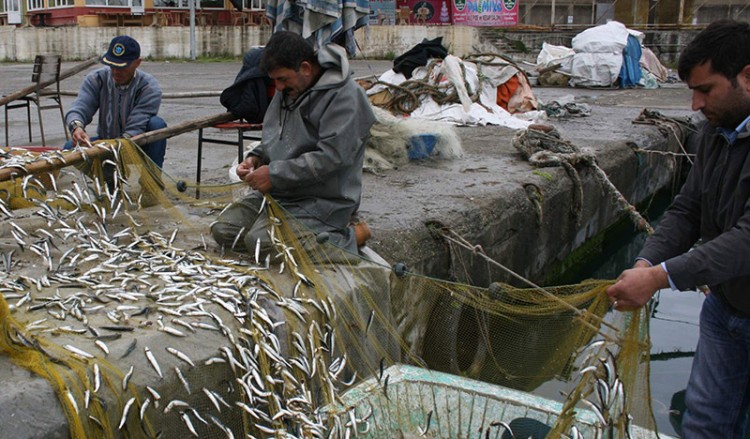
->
[606, 264, 668, 310]
[236, 155, 261, 180]
[71, 127, 91, 147]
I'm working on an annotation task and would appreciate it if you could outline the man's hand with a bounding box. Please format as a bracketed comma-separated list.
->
[71, 127, 91, 147]
[236, 155, 261, 180]
[244, 165, 272, 193]
[606, 264, 669, 310]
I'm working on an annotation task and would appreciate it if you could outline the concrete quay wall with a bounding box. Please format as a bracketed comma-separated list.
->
[0, 54, 693, 436]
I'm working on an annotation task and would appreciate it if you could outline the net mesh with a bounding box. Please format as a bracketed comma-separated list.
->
[0, 140, 657, 438]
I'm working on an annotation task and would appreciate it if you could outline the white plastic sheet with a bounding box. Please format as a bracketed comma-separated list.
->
[536, 42, 575, 71]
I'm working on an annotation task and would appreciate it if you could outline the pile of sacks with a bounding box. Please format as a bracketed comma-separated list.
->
[535, 20, 670, 88]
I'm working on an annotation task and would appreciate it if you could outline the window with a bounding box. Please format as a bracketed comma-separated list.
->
[85, 0, 129, 5]
[27, 0, 43, 11]
[153, 0, 177, 7]
[153, 0, 221, 8]
[49, 0, 74, 7]
[243, 0, 263, 11]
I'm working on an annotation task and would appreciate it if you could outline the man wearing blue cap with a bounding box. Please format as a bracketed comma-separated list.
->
[64, 35, 167, 168]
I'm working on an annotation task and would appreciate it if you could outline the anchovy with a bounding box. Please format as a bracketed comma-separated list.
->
[175, 366, 191, 394]
[146, 386, 161, 408]
[144, 346, 163, 379]
[92, 363, 101, 393]
[166, 346, 195, 368]
[94, 339, 109, 356]
[64, 344, 94, 360]
[121, 339, 137, 359]
[122, 365, 135, 390]
[180, 411, 199, 437]
[118, 396, 136, 430]
[139, 397, 151, 421]
[163, 399, 190, 414]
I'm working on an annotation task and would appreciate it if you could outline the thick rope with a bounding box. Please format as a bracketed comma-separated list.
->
[513, 125, 655, 235]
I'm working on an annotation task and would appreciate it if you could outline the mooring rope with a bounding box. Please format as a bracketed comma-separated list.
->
[633, 108, 696, 165]
[513, 125, 655, 235]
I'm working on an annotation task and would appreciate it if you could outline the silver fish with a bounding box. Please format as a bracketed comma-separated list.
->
[144, 346, 163, 379]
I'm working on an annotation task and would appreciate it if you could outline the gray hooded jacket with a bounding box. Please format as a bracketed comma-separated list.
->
[250, 43, 375, 250]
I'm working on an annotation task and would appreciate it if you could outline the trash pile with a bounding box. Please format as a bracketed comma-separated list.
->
[531, 21, 672, 89]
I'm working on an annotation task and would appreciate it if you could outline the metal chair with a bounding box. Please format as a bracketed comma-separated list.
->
[196, 121, 262, 198]
[4, 54, 68, 146]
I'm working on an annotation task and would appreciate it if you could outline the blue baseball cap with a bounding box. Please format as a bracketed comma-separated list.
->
[101, 35, 140, 68]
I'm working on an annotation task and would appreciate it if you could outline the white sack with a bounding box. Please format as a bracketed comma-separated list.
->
[572, 20, 630, 53]
[569, 52, 623, 87]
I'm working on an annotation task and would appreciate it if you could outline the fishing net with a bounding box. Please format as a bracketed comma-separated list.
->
[0, 140, 658, 438]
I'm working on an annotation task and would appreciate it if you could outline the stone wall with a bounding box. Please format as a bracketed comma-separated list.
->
[0, 25, 480, 62]
[0, 24, 702, 66]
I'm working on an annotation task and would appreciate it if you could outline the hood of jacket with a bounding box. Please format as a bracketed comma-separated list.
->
[313, 43, 350, 90]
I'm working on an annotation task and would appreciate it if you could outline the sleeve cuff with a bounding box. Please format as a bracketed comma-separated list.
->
[635, 257, 653, 266]
[660, 261, 678, 291]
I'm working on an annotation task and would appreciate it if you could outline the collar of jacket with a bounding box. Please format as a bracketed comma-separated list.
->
[717, 112, 750, 145]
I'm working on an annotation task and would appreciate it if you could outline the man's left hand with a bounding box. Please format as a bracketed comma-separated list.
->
[243, 165, 272, 193]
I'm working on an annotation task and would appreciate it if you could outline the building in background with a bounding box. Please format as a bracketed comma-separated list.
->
[0, 0, 747, 28]
[0, 0, 265, 27]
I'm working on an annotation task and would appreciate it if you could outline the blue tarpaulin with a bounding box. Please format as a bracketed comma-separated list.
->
[619, 34, 642, 88]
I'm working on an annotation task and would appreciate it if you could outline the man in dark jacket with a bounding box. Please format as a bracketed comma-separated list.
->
[607, 19, 750, 438]
[219, 47, 273, 124]
[211, 31, 375, 256]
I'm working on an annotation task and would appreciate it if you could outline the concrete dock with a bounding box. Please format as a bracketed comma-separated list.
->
[0, 58, 693, 437]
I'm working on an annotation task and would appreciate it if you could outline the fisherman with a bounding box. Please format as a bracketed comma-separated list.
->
[210, 31, 375, 256]
[607, 19, 750, 438]
[63, 35, 167, 168]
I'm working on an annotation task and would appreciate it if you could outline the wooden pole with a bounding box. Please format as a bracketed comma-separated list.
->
[0, 145, 112, 182]
[59, 90, 223, 99]
[0, 111, 238, 182]
[130, 111, 235, 145]
[0, 56, 98, 107]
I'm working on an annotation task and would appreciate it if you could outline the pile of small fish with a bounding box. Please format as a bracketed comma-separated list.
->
[0, 145, 379, 438]
[567, 340, 634, 439]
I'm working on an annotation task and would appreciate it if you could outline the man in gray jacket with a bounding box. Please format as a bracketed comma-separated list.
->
[64, 35, 167, 168]
[211, 31, 376, 256]
[607, 19, 750, 438]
